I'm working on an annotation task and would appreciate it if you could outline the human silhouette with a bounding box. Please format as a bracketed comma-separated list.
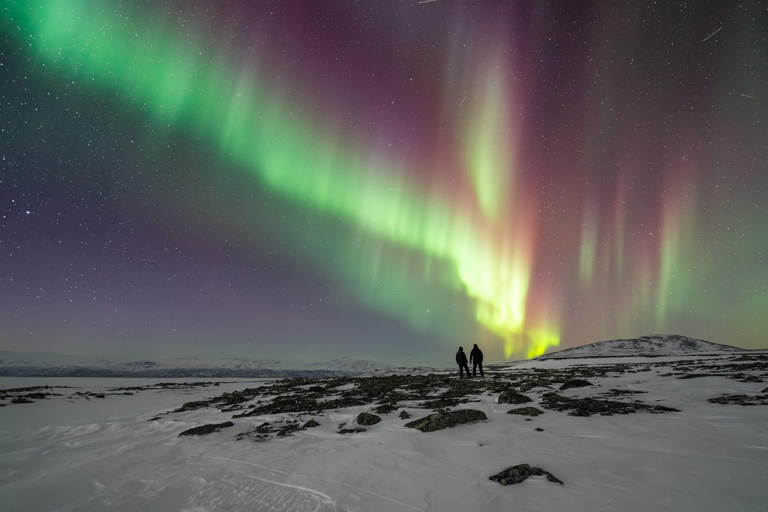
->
[469, 343, 484, 377]
[456, 346, 471, 378]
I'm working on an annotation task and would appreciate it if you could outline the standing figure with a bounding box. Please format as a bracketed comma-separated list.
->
[470, 343, 484, 377]
[456, 346, 471, 378]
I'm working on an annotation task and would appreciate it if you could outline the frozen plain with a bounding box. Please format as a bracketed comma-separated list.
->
[1, 355, 767, 512]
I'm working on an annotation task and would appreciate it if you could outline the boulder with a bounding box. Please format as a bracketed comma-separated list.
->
[506, 407, 544, 417]
[489, 464, 563, 486]
[399, 410, 412, 419]
[498, 391, 532, 405]
[559, 379, 593, 391]
[356, 412, 382, 426]
[404, 409, 487, 432]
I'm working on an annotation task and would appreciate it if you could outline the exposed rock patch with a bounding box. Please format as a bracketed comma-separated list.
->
[404, 409, 487, 432]
[708, 394, 768, 406]
[338, 427, 368, 434]
[541, 393, 679, 417]
[489, 464, 563, 486]
[179, 421, 234, 436]
[399, 410, 412, 419]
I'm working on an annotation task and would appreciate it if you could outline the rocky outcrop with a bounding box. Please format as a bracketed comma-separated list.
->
[498, 391, 532, 405]
[178, 421, 234, 436]
[404, 409, 487, 432]
[489, 464, 563, 485]
[399, 410, 412, 419]
[506, 407, 544, 416]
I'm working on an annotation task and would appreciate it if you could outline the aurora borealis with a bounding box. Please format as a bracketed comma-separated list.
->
[1, 1, 766, 363]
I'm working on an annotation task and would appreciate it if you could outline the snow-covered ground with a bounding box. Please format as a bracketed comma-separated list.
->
[1, 356, 767, 512]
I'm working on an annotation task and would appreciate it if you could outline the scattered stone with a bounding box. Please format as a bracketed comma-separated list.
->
[373, 403, 398, 414]
[399, 410, 412, 419]
[404, 409, 487, 432]
[507, 407, 544, 417]
[178, 421, 234, 436]
[602, 389, 648, 397]
[498, 391, 533, 405]
[535, 427, 544, 432]
[11, 397, 34, 404]
[541, 393, 679, 417]
[357, 412, 382, 426]
[763, 387, 768, 394]
[559, 379, 593, 390]
[708, 394, 768, 406]
[303, 419, 320, 429]
[734, 374, 764, 383]
[489, 464, 563, 486]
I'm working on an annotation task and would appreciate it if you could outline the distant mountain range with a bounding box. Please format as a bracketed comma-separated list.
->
[537, 334, 747, 360]
[0, 351, 391, 378]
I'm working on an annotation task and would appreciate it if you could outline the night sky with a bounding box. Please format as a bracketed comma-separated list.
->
[1, 1, 766, 364]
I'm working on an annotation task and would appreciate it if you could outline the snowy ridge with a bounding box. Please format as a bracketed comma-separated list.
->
[538, 334, 745, 360]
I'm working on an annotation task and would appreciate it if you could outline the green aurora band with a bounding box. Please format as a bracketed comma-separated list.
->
[6, 0, 559, 358]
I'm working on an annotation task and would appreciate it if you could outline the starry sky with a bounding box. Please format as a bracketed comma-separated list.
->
[1, 0, 766, 364]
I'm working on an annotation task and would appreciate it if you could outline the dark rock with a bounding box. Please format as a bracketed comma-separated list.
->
[498, 391, 532, 405]
[357, 412, 382, 426]
[535, 427, 544, 432]
[541, 393, 679, 417]
[11, 397, 34, 404]
[489, 464, 563, 486]
[507, 407, 544, 417]
[276, 424, 302, 437]
[404, 409, 487, 432]
[763, 387, 768, 394]
[399, 410, 412, 419]
[517, 379, 551, 392]
[559, 379, 593, 391]
[303, 419, 320, 429]
[178, 421, 235, 436]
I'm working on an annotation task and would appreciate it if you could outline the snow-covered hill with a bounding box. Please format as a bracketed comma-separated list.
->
[308, 357, 389, 374]
[538, 334, 745, 360]
[0, 351, 388, 378]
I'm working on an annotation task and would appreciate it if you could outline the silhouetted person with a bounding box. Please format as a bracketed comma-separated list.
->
[470, 343, 484, 377]
[456, 346, 471, 378]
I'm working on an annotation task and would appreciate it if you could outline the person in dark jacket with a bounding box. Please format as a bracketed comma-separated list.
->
[469, 344, 484, 377]
[456, 346, 471, 378]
